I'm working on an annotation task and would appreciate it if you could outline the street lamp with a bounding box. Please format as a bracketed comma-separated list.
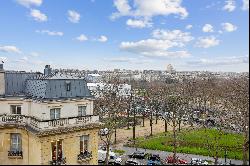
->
[224, 148, 227, 164]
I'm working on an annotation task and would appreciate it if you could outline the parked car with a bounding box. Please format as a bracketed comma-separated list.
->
[147, 154, 162, 165]
[125, 159, 140, 165]
[98, 149, 122, 165]
[166, 155, 188, 164]
[108, 155, 122, 165]
[190, 158, 209, 165]
[128, 151, 146, 159]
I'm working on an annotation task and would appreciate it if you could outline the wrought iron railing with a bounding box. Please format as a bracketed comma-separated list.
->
[0, 114, 99, 131]
[77, 151, 92, 162]
[8, 150, 23, 158]
[49, 157, 66, 165]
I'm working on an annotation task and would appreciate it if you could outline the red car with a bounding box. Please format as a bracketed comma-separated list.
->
[166, 155, 188, 164]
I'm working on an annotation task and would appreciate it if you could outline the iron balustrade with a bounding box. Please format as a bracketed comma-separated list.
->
[8, 151, 23, 158]
[49, 157, 66, 165]
[0, 114, 99, 131]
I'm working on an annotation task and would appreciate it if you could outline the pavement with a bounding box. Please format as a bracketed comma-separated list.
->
[112, 146, 248, 165]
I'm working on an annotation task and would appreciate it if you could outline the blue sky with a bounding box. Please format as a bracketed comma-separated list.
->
[0, 0, 249, 72]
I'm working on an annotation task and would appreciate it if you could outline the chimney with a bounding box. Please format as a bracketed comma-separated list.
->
[0, 64, 5, 96]
[44, 65, 52, 76]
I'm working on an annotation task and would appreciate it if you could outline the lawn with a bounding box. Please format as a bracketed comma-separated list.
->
[130, 128, 247, 160]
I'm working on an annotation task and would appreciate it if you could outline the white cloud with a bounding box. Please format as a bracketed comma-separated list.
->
[223, 0, 236, 12]
[97, 35, 108, 42]
[111, 0, 188, 27]
[30, 52, 39, 57]
[20, 56, 29, 61]
[0, 45, 22, 54]
[202, 24, 214, 33]
[187, 55, 249, 66]
[104, 57, 152, 64]
[221, 22, 237, 32]
[76, 34, 88, 42]
[152, 29, 194, 46]
[36, 30, 63, 36]
[242, 0, 249, 10]
[185, 24, 193, 30]
[30, 9, 47, 22]
[195, 36, 220, 48]
[120, 29, 193, 58]
[16, 0, 42, 8]
[126, 19, 152, 28]
[68, 10, 81, 23]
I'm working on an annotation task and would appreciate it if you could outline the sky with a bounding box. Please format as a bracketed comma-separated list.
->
[0, 0, 249, 72]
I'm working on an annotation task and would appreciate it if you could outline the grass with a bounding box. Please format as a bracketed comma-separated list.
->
[113, 149, 126, 155]
[130, 128, 247, 160]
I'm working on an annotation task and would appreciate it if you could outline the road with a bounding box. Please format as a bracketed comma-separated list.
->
[114, 146, 247, 165]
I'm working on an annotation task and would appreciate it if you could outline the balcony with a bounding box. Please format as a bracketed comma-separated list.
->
[77, 151, 92, 163]
[8, 151, 23, 159]
[0, 114, 99, 132]
[49, 157, 66, 165]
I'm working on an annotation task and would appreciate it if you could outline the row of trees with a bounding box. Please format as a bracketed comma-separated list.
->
[94, 75, 249, 165]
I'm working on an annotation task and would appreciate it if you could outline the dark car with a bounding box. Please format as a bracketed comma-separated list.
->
[125, 159, 140, 165]
[147, 154, 162, 165]
[128, 151, 146, 159]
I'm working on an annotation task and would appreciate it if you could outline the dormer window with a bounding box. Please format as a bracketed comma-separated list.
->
[10, 105, 22, 115]
[66, 81, 71, 91]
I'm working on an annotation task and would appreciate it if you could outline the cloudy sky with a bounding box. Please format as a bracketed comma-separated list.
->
[0, 0, 249, 72]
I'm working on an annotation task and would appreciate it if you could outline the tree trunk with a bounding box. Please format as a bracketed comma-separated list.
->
[114, 127, 117, 144]
[155, 113, 158, 124]
[127, 109, 130, 129]
[173, 117, 177, 165]
[165, 119, 168, 133]
[133, 107, 136, 140]
[178, 120, 181, 132]
[150, 112, 153, 136]
[105, 143, 110, 165]
[142, 114, 145, 127]
[242, 130, 249, 165]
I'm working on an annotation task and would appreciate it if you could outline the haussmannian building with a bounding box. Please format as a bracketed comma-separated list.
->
[0, 65, 100, 165]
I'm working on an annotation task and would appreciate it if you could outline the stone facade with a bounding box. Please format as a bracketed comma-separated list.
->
[0, 127, 99, 165]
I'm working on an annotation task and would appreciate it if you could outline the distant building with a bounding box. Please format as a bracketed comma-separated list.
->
[87, 83, 131, 98]
[166, 64, 174, 73]
[0, 65, 99, 165]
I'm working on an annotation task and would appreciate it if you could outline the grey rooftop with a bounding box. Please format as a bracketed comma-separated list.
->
[1, 65, 92, 99]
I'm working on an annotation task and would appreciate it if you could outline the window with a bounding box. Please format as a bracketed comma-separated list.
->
[78, 106, 87, 116]
[80, 135, 89, 153]
[10, 105, 21, 114]
[10, 134, 22, 152]
[51, 140, 63, 161]
[50, 108, 61, 120]
[66, 82, 71, 91]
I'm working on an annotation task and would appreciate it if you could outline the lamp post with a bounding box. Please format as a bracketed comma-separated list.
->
[224, 148, 227, 164]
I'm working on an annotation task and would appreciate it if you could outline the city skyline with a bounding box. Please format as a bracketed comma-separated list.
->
[0, 0, 249, 72]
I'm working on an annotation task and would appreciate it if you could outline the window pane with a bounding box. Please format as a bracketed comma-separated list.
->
[11, 106, 16, 114]
[78, 106, 86, 116]
[10, 134, 21, 151]
[56, 109, 60, 119]
[17, 106, 21, 114]
[50, 109, 55, 120]
[51, 141, 57, 160]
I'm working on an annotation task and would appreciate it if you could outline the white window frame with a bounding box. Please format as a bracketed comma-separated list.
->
[10, 105, 22, 115]
[10, 133, 22, 152]
[80, 135, 89, 152]
[50, 108, 61, 120]
[78, 106, 87, 117]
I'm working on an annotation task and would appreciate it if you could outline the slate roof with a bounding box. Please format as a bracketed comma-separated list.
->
[4, 71, 92, 99]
